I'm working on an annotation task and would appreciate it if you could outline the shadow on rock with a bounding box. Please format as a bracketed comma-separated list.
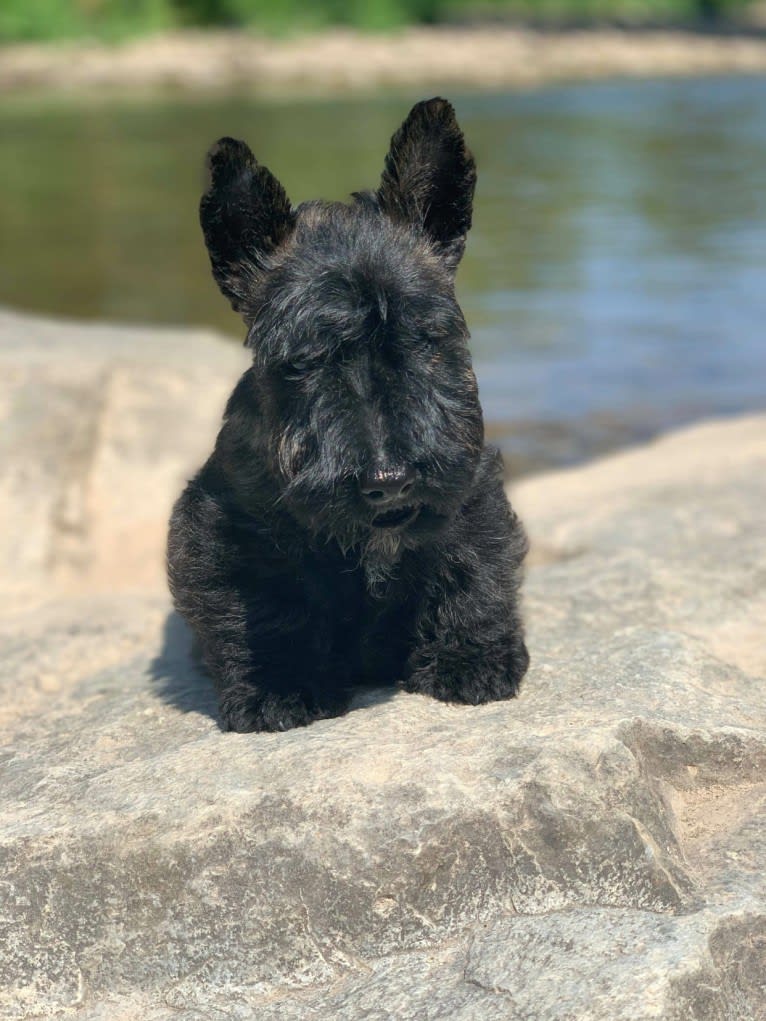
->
[149, 611, 219, 721]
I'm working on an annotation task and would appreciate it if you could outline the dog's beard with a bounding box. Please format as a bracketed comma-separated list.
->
[288, 495, 406, 593]
[281, 470, 461, 592]
[314, 515, 406, 593]
[361, 528, 403, 594]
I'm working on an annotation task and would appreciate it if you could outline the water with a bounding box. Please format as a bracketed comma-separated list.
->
[1, 77, 765, 475]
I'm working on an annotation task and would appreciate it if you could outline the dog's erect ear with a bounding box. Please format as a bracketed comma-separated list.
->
[377, 98, 476, 271]
[199, 137, 295, 313]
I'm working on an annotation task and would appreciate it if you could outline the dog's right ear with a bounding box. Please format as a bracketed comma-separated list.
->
[199, 137, 295, 314]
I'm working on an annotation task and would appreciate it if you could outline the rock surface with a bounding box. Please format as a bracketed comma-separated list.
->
[1, 308, 764, 1020]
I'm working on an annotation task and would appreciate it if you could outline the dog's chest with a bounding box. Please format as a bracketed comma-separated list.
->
[300, 552, 416, 686]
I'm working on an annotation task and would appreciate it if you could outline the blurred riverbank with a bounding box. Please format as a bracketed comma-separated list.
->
[4, 25, 766, 95]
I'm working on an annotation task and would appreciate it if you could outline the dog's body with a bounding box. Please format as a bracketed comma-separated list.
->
[167, 98, 529, 732]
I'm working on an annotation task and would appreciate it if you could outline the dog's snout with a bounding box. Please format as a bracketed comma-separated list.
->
[359, 466, 416, 505]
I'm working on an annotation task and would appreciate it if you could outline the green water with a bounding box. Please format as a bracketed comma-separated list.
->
[1, 78, 765, 472]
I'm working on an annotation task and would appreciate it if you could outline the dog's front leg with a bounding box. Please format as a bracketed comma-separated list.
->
[213, 624, 351, 731]
[402, 600, 529, 707]
[177, 575, 351, 733]
[400, 500, 530, 706]
[168, 495, 350, 733]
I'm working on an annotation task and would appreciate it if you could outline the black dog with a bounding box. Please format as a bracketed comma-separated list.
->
[167, 98, 529, 733]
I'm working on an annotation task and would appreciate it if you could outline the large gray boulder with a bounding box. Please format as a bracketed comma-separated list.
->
[1, 309, 764, 1020]
[0, 309, 248, 607]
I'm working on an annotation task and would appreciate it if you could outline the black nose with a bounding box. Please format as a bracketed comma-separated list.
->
[359, 466, 416, 506]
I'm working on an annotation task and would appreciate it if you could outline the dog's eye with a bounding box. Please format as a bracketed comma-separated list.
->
[284, 357, 320, 377]
[417, 332, 440, 350]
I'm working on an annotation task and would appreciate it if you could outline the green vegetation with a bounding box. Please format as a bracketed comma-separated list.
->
[0, 0, 757, 43]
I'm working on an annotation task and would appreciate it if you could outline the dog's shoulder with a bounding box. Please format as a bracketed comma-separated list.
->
[448, 444, 527, 559]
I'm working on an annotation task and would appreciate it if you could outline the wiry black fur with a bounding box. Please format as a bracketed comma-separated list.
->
[167, 98, 529, 733]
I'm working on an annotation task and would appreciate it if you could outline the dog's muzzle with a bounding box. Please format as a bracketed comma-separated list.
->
[371, 504, 421, 530]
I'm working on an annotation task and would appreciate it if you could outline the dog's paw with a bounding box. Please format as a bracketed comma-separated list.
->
[402, 638, 529, 706]
[218, 684, 347, 733]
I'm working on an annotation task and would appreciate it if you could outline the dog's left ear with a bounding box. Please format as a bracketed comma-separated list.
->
[200, 137, 295, 314]
[377, 98, 476, 271]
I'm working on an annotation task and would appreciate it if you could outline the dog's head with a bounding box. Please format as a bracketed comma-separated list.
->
[200, 98, 483, 562]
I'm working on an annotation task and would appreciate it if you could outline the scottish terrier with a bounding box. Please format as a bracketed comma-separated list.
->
[167, 98, 529, 733]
